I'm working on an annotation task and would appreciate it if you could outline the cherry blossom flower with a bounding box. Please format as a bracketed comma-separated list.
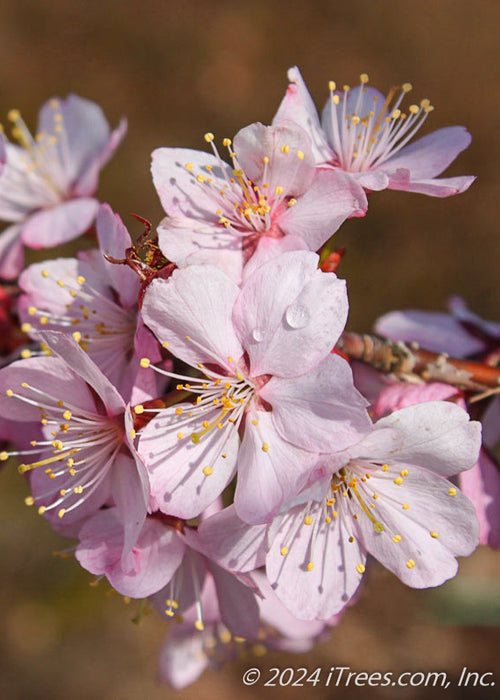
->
[151, 121, 367, 282]
[274, 67, 475, 198]
[200, 401, 481, 620]
[0, 332, 149, 551]
[17, 204, 158, 402]
[138, 251, 371, 524]
[0, 96, 126, 279]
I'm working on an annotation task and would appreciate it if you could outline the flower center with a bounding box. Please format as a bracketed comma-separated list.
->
[326, 73, 434, 172]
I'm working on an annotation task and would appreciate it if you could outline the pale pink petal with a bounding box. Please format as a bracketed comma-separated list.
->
[262, 354, 371, 453]
[138, 405, 239, 518]
[354, 467, 479, 587]
[96, 204, 140, 308]
[375, 309, 485, 356]
[385, 126, 472, 180]
[242, 234, 309, 281]
[0, 355, 97, 421]
[233, 122, 315, 196]
[209, 561, 260, 639]
[39, 331, 125, 415]
[459, 449, 500, 548]
[76, 509, 186, 598]
[234, 409, 317, 524]
[272, 66, 333, 163]
[20, 198, 98, 247]
[367, 401, 481, 477]
[141, 267, 243, 368]
[374, 381, 457, 418]
[277, 169, 367, 249]
[74, 118, 128, 197]
[354, 170, 390, 191]
[266, 503, 365, 619]
[233, 251, 348, 377]
[158, 631, 208, 689]
[0, 224, 24, 279]
[157, 216, 244, 284]
[111, 452, 149, 560]
[388, 173, 475, 197]
[151, 147, 229, 220]
[198, 505, 268, 572]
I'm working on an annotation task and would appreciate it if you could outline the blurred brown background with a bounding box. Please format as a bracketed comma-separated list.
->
[0, 1, 499, 698]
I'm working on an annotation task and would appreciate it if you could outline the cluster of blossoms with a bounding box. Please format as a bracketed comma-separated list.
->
[0, 68, 497, 689]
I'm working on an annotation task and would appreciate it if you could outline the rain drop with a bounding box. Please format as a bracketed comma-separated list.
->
[252, 328, 264, 342]
[285, 302, 310, 329]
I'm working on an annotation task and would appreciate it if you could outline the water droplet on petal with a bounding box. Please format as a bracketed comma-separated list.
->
[252, 328, 264, 342]
[285, 302, 310, 329]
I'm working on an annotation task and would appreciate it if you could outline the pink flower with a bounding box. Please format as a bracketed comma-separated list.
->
[17, 204, 158, 403]
[274, 67, 475, 198]
[151, 122, 366, 282]
[200, 401, 481, 620]
[0, 96, 127, 279]
[0, 332, 149, 551]
[138, 251, 371, 524]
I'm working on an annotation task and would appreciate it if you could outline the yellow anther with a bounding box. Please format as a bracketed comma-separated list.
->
[304, 515, 313, 526]
[430, 531, 439, 539]
[162, 341, 169, 348]
[402, 503, 410, 510]
[20, 349, 31, 359]
[360, 73, 369, 84]
[196, 174, 205, 183]
[194, 620, 205, 631]
[406, 559, 416, 569]
[72, 331, 82, 342]
[56, 279, 65, 287]
[306, 562, 314, 571]
[351, 115, 361, 125]
[392, 535, 402, 543]
[409, 104, 419, 114]
[38, 506, 46, 515]
[343, 84, 350, 92]
[222, 138, 232, 147]
[134, 405, 144, 415]
[333, 95, 340, 105]
[0, 451, 8, 461]
[261, 442, 269, 453]
[382, 464, 389, 472]
[202, 466, 213, 476]
[328, 80, 336, 91]
[448, 488, 457, 497]
[140, 358, 150, 368]
[6, 389, 13, 397]
[60, 489, 66, 496]
[420, 98, 431, 108]
[41, 269, 49, 278]
[175, 407, 183, 416]
[394, 476, 404, 486]
[27, 306, 37, 316]
[24, 496, 34, 506]
[356, 563, 366, 574]
[297, 150, 304, 160]
[176, 432, 184, 440]
[392, 109, 401, 119]
[275, 186, 283, 195]
[280, 145, 290, 154]
[62, 410, 72, 421]
[280, 546, 289, 556]
[129, 429, 136, 439]
[400, 469, 409, 477]
[204, 132, 214, 142]
[76, 275, 86, 285]
[21, 323, 31, 333]
[402, 82, 412, 92]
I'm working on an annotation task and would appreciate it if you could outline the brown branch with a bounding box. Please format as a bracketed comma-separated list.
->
[337, 332, 500, 393]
